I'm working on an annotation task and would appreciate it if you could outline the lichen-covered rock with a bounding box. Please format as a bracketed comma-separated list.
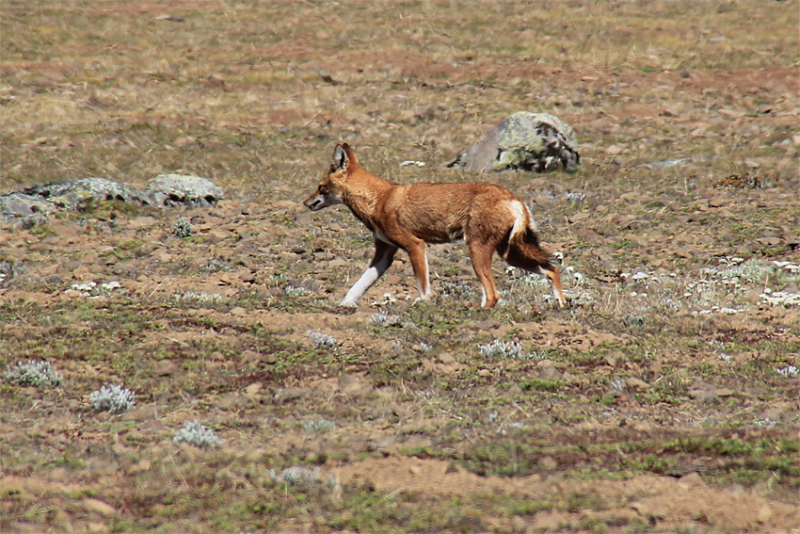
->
[0, 192, 56, 221]
[145, 174, 224, 207]
[21, 177, 154, 210]
[449, 111, 580, 173]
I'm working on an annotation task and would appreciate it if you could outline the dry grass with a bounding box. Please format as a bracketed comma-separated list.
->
[1, 2, 799, 533]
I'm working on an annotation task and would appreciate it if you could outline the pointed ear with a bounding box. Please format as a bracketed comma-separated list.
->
[341, 143, 359, 167]
[332, 144, 348, 172]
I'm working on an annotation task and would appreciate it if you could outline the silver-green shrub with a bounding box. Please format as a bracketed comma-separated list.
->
[307, 330, 337, 350]
[172, 216, 193, 238]
[302, 419, 336, 432]
[369, 312, 402, 326]
[4, 360, 63, 388]
[173, 420, 225, 449]
[269, 466, 320, 487]
[479, 340, 523, 359]
[90, 384, 135, 414]
[285, 286, 311, 297]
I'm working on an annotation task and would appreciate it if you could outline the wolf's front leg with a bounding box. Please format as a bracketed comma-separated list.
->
[341, 239, 398, 307]
[405, 240, 433, 301]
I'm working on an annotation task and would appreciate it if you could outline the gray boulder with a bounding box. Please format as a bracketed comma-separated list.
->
[448, 111, 580, 173]
[0, 192, 56, 221]
[21, 177, 154, 210]
[145, 174, 224, 207]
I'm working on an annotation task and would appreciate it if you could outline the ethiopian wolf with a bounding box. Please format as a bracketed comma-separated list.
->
[303, 144, 566, 309]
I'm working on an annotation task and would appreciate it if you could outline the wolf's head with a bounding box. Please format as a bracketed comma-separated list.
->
[303, 144, 358, 211]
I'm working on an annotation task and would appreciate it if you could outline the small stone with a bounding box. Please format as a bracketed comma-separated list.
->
[337, 373, 372, 396]
[626, 377, 651, 390]
[219, 393, 249, 409]
[83, 498, 116, 517]
[128, 459, 152, 475]
[678, 471, 705, 489]
[688, 389, 717, 403]
[475, 319, 501, 331]
[238, 268, 255, 283]
[245, 382, 263, 396]
[273, 387, 311, 405]
[539, 456, 558, 470]
[538, 366, 563, 380]
[511, 515, 528, 533]
[477, 369, 492, 378]
[240, 350, 262, 366]
[728, 483, 746, 495]
[140, 420, 167, 433]
[629, 502, 646, 514]
[437, 352, 456, 364]
[48, 468, 69, 482]
[708, 196, 727, 208]
[121, 405, 158, 422]
[155, 359, 178, 376]
[757, 503, 772, 523]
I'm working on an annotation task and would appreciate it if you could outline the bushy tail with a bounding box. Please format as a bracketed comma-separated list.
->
[507, 201, 541, 252]
[504, 200, 566, 307]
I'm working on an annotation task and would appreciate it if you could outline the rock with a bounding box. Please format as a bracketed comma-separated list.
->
[538, 366, 563, 380]
[474, 318, 502, 331]
[530, 511, 571, 532]
[337, 373, 373, 396]
[678, 471, 706, 489]
[0, 192, 55, 222]
[757, 503, 772, 523]
[219, 392, 251, 409]
[121, 405, 158, 421]
[82, 498, 116, 517]
[128, 459, 152, 475]
[626, 377, 651, 390]
[21, 178, 154, 210]
[448, 111, 579, 173]
[511, 515, 528, 533]
[640, 157, 692, 169]
[240, 350, 262, 367]
[630, 501, 668, 520]
[140, 420, 167, 433]
[273, 387, 311, 404]
[145, 174, 224, 207]
[688, 389, 717, 403]
[437, 352, 456, 364]
[708, 196, 728, 208]
[155, 359, 179, 376]
[539, 455, 558, 470]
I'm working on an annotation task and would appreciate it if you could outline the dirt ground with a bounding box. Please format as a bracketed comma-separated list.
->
[1, 2, 799, 533]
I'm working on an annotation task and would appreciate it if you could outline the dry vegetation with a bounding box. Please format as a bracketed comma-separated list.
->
[1, 1, 799, 533]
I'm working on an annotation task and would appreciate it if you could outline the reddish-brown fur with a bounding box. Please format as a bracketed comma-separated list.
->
[304, 144, 566, 309]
